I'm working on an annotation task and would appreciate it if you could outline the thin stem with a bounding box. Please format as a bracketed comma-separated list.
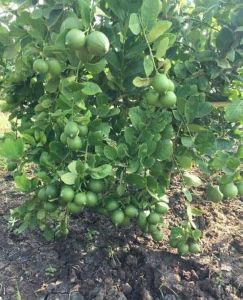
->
[138, 15, 157, 73]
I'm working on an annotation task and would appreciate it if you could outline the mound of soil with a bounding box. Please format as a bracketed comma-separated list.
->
[0, 175, 242, 300]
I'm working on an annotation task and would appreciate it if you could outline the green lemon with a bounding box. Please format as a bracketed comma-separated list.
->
[189, 242, 201, 254]
[167, 79, 175, 92]
[155, 202, 169, 214]
[47, 58, 62, 76]
[74, 192, 87, 206]
[67, 202, 83, 214]
[60, 186, 75, 203]
[65, 28, 86, 50]
[67, 136, 83, 151]
[33, 59, 49, 74]
[177, 242, 189, 255]
[64, 121, 79, 138]
[124, 205, 139, 218]
[152, 73, 170, 93]
[145, 89, 159, 106]
[86, 31, 110, 56]
[137, 212, 147, 228]
[46, 184, 58, 199]
[159, 91, 177, 108]
[86, 191, 98, 207]
[79, 125, 88, 136]
[147, 212, 161, 225]
[148, 224, 158, 233]
[152, 230, 163, 242]
[111, 209, 125, 226]
[106, 199, 119, 212]
[88, 179, 104, 193]
[220, 182, 238, 199]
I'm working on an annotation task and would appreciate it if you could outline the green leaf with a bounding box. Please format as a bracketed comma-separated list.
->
[183, 188, 192, 202]
[127, 159, 140, 173]
[154, 140, 173, 161]
[90, 164, 112, 179]
[183, 173, 202, 187]
[60, 16, 81, 32]
[216, 27, 234, 53]
[126, 174, 146, 188]
[124, 127, 136, 146]
[0, 138, 24, 159]
[82, 82, 102, 95]
[68, 161, 78, 174]
[117, 143, 128, 159]
[77, 0, 91, 27]
[3, 42, 20, 60]
[155, 37, 169, 59]
[85, 58, 107, 74]
[143, 55, 154, 77]
[129, 107, 145, 130]
[216, 58, 231, 69]
[192, 229, 202, 241]
[225, 100, 243, 123]
[37, 209, 46, 221]
[129, 13, 141, 35]
[185, 100, 213, 122]
[14, 174, 32, 192]
[181, 136, 194, 148]
[60, 172, 77, 185]
[195, 131, 216, 154]
[147, 21, 172, 43]
[133, 76, 151, 87]
[141, 0, 161, 30]
[191, 207, 204, 216]
[49, 141, 68, 162]
[104, 145, 117, 160]
[146, 176, 158, 193]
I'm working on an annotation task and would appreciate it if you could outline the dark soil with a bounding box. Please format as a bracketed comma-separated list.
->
[0, 173, 242, 300]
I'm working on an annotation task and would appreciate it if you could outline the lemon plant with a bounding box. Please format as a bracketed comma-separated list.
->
[0, 0, 242, 255]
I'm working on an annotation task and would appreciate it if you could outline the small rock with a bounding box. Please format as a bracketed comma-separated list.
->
[119, 270, 126, 281]
[122, 283, 132, 295]
[47, 294, 69, 300]
[47, 283, 58, 292]
[0, 261, 7, 270]
[6, 286, 15, 295]
[164, 295, 177, 300]
[191, 270, 199, 280]
[167, 273, 181, 285]
[70, 292, 85, 300]
[126, 255, 138, 266]
[141, 288, 153, 300]
[94, 288, 106, 300]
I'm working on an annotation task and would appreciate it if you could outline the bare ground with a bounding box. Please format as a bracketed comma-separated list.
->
[0, 173, 242, 300]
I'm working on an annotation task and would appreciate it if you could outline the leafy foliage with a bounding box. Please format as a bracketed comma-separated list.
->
[0, 0, 242, 253]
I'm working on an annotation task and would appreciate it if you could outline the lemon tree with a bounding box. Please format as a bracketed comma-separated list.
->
[0, 0, 242, 254]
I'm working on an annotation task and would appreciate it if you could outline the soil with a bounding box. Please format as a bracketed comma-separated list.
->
[0, 172, 242, 300]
